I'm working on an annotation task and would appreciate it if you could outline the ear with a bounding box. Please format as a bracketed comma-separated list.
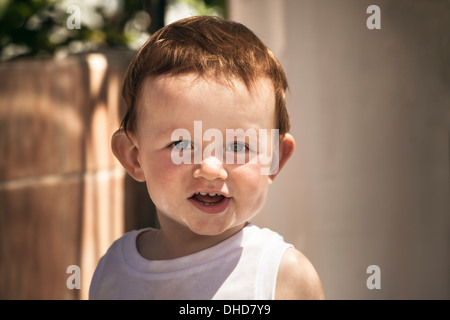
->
[268, 133, 295, 184]
[111, 129, 146, 182]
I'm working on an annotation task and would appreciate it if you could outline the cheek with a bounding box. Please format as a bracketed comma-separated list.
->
[141, 153, 187, 203]
[231, 164, 270, 207]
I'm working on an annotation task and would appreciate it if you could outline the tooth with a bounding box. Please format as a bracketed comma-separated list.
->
[209, 193, 217, 196]
[200, 192, 207, 196]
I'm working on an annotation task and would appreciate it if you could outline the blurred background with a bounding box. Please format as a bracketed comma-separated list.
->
[0, 0, 449, 299]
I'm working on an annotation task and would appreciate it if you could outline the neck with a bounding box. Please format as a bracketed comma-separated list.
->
[137, 217, 247, 260]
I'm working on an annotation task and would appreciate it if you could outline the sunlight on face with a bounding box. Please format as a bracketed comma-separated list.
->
[134, 74, 277, 236]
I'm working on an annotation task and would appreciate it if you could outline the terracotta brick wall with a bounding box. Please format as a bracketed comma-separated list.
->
[0, 51, 155, 299]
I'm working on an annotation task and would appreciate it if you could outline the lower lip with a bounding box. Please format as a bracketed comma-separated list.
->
[188, 197, 231, 215]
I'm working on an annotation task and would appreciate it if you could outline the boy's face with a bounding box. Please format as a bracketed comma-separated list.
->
[120, 74, 290, 237]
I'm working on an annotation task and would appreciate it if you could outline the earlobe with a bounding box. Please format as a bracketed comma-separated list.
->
[268, 133, 295, 184]
[111, 129, 146, 182]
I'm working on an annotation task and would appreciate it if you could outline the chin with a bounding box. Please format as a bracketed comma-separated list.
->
[188, 224, 230, 237]
[186, 218, 241, 237]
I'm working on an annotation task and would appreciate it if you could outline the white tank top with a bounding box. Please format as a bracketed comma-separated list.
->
[89, 223, 292, 299]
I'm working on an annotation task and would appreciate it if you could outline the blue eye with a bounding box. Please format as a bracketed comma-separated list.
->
[227, 142, 248, 153]
[172, 140, 192, 151]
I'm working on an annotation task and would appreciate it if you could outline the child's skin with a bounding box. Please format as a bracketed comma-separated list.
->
[112, 73, 325, 299]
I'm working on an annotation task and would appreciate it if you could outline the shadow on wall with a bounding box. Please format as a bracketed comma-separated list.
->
[0, 50, 157, 299]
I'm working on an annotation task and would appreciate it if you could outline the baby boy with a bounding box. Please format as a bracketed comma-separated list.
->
[89, 16, 324, 300]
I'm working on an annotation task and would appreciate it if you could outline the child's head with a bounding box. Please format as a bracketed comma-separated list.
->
[112, 16, 295, 237]
[120, 15, 290, 138]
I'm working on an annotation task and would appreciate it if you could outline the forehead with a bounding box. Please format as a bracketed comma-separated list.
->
[136, 74, 276, 131]
[140, 73, 274, 103]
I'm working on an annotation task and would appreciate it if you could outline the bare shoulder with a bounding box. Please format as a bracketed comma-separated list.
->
[275, 247, 325, 300]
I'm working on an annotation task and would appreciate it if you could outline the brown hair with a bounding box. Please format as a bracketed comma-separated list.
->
[121, 15, 290, 135]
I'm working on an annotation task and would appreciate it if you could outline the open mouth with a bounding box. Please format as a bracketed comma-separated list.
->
[188, 192, 231, 214]
[190, 192, 225, 206]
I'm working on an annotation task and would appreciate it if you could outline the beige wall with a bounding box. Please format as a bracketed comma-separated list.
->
[229, 0, 450, 299]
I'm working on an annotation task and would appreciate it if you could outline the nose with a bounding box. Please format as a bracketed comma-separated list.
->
[193, 156, 228, 181]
